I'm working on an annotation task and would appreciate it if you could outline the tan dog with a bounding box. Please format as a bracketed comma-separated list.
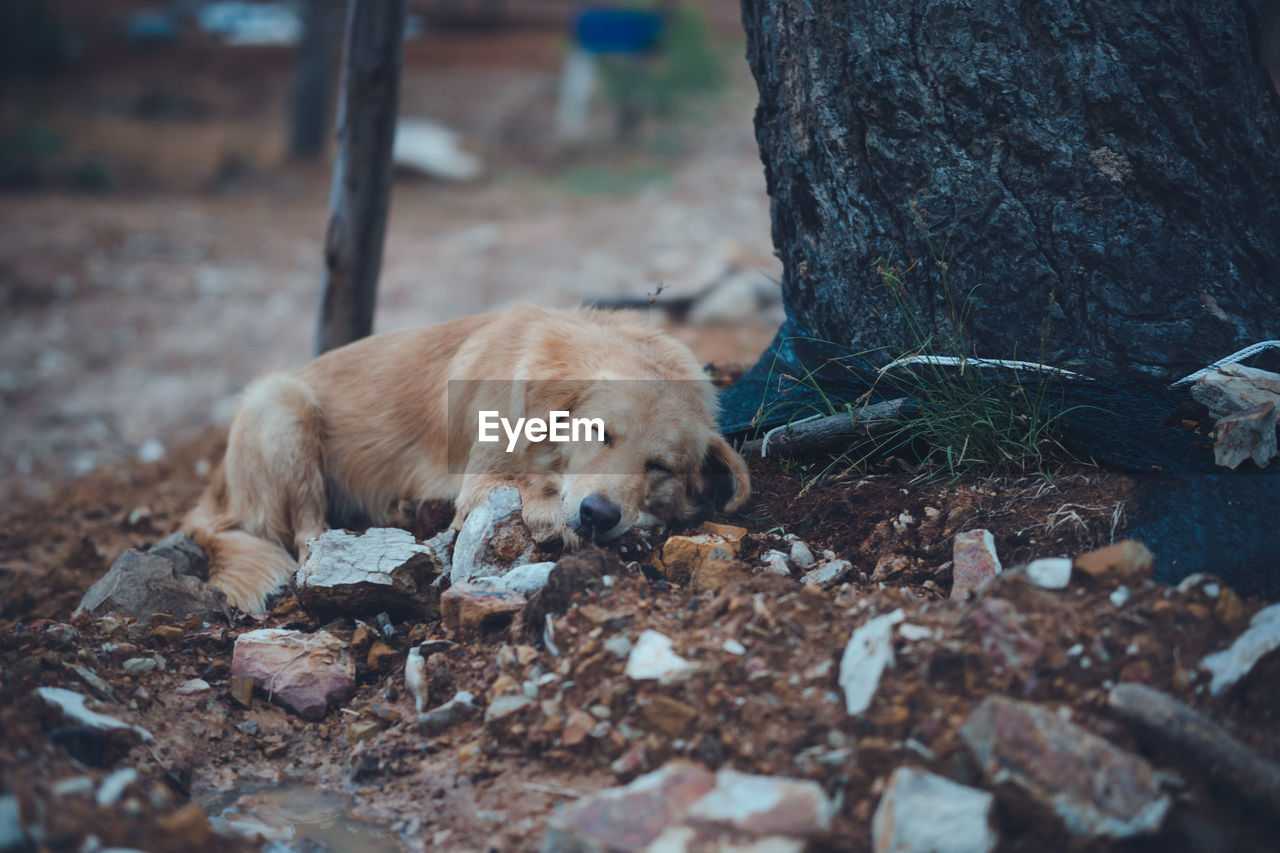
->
[182, 306, 751, 612]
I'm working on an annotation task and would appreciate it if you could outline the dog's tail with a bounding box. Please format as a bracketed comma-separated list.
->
[182, 471, 297, 615]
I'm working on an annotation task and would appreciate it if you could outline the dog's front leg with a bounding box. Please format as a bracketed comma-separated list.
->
[519, 490, 578, 548]
[449, 474, 516, 531]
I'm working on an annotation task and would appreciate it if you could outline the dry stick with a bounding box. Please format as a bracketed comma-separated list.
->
[314, 0, 407, 356]
[740, 398, 909, 456]
[1108, 682, 1280, 816]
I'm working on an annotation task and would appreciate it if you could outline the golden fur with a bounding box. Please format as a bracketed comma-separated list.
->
[182, 306, 750, 612]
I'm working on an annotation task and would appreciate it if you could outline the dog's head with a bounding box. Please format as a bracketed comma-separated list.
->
[524, 375, 750, 544]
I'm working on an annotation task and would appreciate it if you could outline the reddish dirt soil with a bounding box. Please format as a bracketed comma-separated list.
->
[3, 432, 1279, 852]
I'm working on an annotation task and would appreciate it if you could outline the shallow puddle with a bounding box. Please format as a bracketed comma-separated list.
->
[201, 783, 401, 853]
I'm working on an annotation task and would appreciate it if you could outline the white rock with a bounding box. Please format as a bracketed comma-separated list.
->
[473, 561, 556, 596]
[1176, 573, 1209, 593]
[50, 776, 95, 798]
[646, 826, 802, 852]
[451, 486, 535, 584]
[722, 639, 746, 655]
[484, 694, 534, 724]
[34, 688, 154, 743]
[1110, 586, 1131, 608]
[684, 768, 835, 837]
[0, 796, 24, 850]
[1026, 557, 1073, 590]
[137, 438, 165, 463]
[604, 634, 633, 658]
[800, 559, 853, 588]
[1191, 363, 1280, 418]
[872, 767, 996, 853]
[1200, 602, 1280, 695]
[897, 623, 932, 642]
[393, 118, 482, 182]
[839, 609, 905, 715]
[405, 646, 429, 713]
[759, 550, 791, 576]
[626, 630, 695, 684]
[175, 678, 210, 695]
[96, 768, 139, 807]
[788, 540, 816, 569]
[1213, 402, 1277, 469]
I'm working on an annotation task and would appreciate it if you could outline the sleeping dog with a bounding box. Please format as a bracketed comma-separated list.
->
[182, 305, 750, 612]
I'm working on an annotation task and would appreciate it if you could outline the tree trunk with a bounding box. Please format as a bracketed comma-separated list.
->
[289, 0, 341, 161]
[315, 0, 406, 356]
[740, 0, 1280, 380]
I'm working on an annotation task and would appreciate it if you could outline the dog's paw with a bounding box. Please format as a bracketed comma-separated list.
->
[612, 529, 654, 562]
[531, 523, 579, 553]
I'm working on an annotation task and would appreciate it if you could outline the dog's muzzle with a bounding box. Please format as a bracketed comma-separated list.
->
[576, 493, 622, 542]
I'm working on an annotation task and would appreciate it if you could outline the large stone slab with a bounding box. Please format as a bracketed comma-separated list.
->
[960, 695, 1169, 839]
[230, 629, 355, 720]
[295, 527, 444, 618]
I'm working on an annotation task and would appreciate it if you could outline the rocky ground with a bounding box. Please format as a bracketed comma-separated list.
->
[2, 430, 1279, 852]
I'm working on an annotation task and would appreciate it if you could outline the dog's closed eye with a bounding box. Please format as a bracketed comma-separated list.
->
[646, 461, 671, 475]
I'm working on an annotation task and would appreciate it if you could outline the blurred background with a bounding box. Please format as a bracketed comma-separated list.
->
[0, 0, 785, 502]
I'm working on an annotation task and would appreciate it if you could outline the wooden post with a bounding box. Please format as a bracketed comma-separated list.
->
[315, 0, 407, 356]
[289, 0, 340, 161]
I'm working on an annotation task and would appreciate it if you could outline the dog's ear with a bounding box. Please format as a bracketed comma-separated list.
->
[697, 435, 751, 512]
[522, 379, 582, 422]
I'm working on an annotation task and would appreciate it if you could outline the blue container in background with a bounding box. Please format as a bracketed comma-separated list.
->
[574, 8, 664, 55]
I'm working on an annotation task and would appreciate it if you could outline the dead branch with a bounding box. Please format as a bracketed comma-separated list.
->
[741, 398, 908, 457]
[1108, 682, 1280, 816]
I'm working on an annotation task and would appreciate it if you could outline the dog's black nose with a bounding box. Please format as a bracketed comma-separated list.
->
[579, 493, 621, 534]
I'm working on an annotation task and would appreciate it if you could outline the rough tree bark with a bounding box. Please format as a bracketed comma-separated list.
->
[740, 0, 1280, 379]
[315, 0, 406, 356]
